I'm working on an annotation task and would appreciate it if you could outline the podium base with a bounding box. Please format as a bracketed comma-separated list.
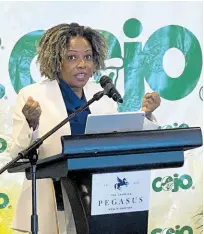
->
[60, 175, 149, 234]
[89, 211, 148, 234]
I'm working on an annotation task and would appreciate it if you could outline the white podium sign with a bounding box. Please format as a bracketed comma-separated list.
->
[91, 170, 151, 215]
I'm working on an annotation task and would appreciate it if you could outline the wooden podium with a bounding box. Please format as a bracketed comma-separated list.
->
[8, 127, 203, 234]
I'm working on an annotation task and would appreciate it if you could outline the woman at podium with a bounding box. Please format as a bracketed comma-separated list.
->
[10, 23, 161, 234]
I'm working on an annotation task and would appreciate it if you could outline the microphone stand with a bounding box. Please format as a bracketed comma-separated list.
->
[0, 90, 105, 234]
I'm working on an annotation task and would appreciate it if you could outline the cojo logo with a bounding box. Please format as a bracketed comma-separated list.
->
[158, 122, 189, 129]
[152, 174, 193, 192]
[0, 38, 6, 99]
[0, 138, 7, 153]
[199, 86, 203, 101]
[0, 193, 9, 209]
[151, 225, 193, 234]
[114, 177, 129, 190]
[8, 18, 202, 112]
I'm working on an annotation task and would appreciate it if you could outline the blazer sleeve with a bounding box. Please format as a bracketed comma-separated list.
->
[9, 88, 39, 159]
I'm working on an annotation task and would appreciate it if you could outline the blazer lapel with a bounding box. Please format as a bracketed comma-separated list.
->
[39, 79, 69, 135]
[39, 78, 117, 128]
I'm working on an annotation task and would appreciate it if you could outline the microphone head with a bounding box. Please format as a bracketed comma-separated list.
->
[99, 75, 112, 88]
[99, 75, 123, 103]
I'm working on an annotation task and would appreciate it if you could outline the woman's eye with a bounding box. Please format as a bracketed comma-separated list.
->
[85, 55, 92, 60]
[67, 55, 76, 60]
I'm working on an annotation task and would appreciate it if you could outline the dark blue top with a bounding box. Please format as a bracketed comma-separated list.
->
[58, 79, 90, 135]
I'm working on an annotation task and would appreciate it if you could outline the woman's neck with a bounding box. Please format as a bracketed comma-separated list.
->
[71, 87, 83, 99]
[59, 77, 83, 99]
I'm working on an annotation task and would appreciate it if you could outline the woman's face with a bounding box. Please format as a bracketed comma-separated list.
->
[60, 36, 94, 89]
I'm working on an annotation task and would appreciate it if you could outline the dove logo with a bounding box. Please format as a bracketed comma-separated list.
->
[0, 193, 9, 209]
[8, 18, 202, 112]
[151, 225, 193, 234]
[152, 174, 193, 192]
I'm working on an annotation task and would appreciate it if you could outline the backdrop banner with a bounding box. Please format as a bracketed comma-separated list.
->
[0, 1, 202, 234]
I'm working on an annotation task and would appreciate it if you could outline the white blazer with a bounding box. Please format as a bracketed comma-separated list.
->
[10, 78, 158, 234]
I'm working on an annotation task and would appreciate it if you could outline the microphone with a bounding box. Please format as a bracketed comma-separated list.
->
[99, 76, 123, 103]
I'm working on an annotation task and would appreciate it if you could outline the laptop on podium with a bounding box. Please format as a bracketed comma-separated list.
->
[85, 111, 145, 134]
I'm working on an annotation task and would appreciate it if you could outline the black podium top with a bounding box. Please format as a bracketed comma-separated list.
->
[8, 127, 202, 178]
